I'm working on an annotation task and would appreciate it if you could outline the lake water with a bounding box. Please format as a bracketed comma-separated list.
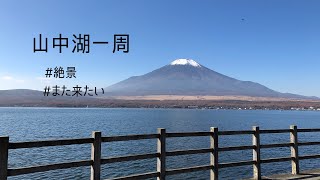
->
[1, 108, 320, 180]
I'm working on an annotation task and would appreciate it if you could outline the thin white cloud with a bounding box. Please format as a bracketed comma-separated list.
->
[1, 76, 24, 83]
[15, 79, 25, 83]
[36, 77, 61, 85]
[36, 77, 61, 81]
[0, 76, 26, 90]
[1, 76, 13, 80]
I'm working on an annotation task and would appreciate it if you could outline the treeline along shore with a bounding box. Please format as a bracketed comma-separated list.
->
[1, 90, 319, 110]
[1, 98, 320, 110]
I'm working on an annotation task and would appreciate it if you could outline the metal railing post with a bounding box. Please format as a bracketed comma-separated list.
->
[210, 127, 219, 180]
[0, 136, 9, 180]
[157, 128, 166, 180]
[290, 125, 299, 174]
[252, 126, 261, 180]
[91, 131, 101, 180]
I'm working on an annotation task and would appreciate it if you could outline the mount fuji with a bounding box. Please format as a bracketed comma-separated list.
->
[104, 59, 311, 99]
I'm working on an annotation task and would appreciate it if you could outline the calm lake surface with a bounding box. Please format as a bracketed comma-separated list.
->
[1, 108, 320, 180]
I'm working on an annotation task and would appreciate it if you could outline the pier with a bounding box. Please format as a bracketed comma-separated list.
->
[1, 125, 320, 180]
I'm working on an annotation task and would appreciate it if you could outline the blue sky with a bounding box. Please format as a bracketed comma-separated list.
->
[0, 1, 320, 96]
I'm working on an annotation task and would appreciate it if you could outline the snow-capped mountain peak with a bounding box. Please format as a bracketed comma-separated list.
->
[105, 58, 310, 99]
[170, 59, 201, 67]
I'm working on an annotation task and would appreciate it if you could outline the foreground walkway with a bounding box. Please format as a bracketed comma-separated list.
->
[246, 169, 320, 180]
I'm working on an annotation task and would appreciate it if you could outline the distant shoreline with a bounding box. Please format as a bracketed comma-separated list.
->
[102, 95, 320, 102]
[1, 98, 320, 111]
[0, 106, 320, 111]
[1, 89, 320, 111]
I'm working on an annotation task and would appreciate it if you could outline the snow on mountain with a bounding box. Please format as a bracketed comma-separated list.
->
[170, 59, 201, 67]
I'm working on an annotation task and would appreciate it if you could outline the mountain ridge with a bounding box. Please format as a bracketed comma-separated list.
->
[104, 59, 316, 99]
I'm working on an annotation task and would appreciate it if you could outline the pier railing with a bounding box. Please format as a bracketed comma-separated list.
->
[1, 125, 320, 180]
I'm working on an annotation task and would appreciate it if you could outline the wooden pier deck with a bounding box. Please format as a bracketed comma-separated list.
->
[246, 169, 320, 179]
[1, 125, 320, 180]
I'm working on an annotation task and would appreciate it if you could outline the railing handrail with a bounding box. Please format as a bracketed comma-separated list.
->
[9, 127, 320, 147]
[8, 138, 94, 149]
[2, 126, 320, 180]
